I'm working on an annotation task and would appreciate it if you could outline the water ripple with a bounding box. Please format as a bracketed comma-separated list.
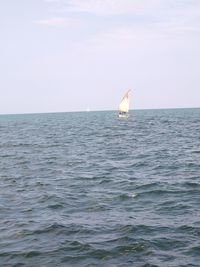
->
[0, 109, 200, 266]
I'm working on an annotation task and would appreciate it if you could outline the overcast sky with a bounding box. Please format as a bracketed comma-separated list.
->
[0, 0, 200, 114]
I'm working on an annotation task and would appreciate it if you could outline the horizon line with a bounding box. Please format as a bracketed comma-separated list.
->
[0, 106, 199, 116]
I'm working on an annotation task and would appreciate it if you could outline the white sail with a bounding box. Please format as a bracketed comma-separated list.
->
[119, 90, 131, 113]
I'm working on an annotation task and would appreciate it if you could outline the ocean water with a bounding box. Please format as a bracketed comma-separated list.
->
[0, 108, 200, 267]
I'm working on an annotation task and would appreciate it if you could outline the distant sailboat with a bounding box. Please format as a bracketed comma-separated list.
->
[118, 90, 131, 118]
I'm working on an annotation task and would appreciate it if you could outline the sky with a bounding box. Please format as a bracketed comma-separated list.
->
[0, 0, 200, 114]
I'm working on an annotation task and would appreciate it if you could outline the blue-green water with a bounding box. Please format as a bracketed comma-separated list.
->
[0, 109, 200, 267]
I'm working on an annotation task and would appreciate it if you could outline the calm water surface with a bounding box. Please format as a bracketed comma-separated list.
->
[0, 109, 200, 267]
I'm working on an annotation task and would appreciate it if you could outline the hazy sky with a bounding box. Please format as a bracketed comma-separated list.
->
[0, 0, 200, 114]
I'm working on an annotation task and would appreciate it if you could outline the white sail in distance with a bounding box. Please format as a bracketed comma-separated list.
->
[118, 90, 131, 113]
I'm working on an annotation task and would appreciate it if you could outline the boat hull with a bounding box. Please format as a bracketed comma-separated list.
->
[118, 113, 130, 118]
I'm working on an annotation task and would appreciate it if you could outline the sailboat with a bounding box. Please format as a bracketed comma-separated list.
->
[118, 90, 131, 118]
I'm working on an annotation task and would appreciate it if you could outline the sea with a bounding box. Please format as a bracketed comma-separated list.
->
[0, 108, 200, 267]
